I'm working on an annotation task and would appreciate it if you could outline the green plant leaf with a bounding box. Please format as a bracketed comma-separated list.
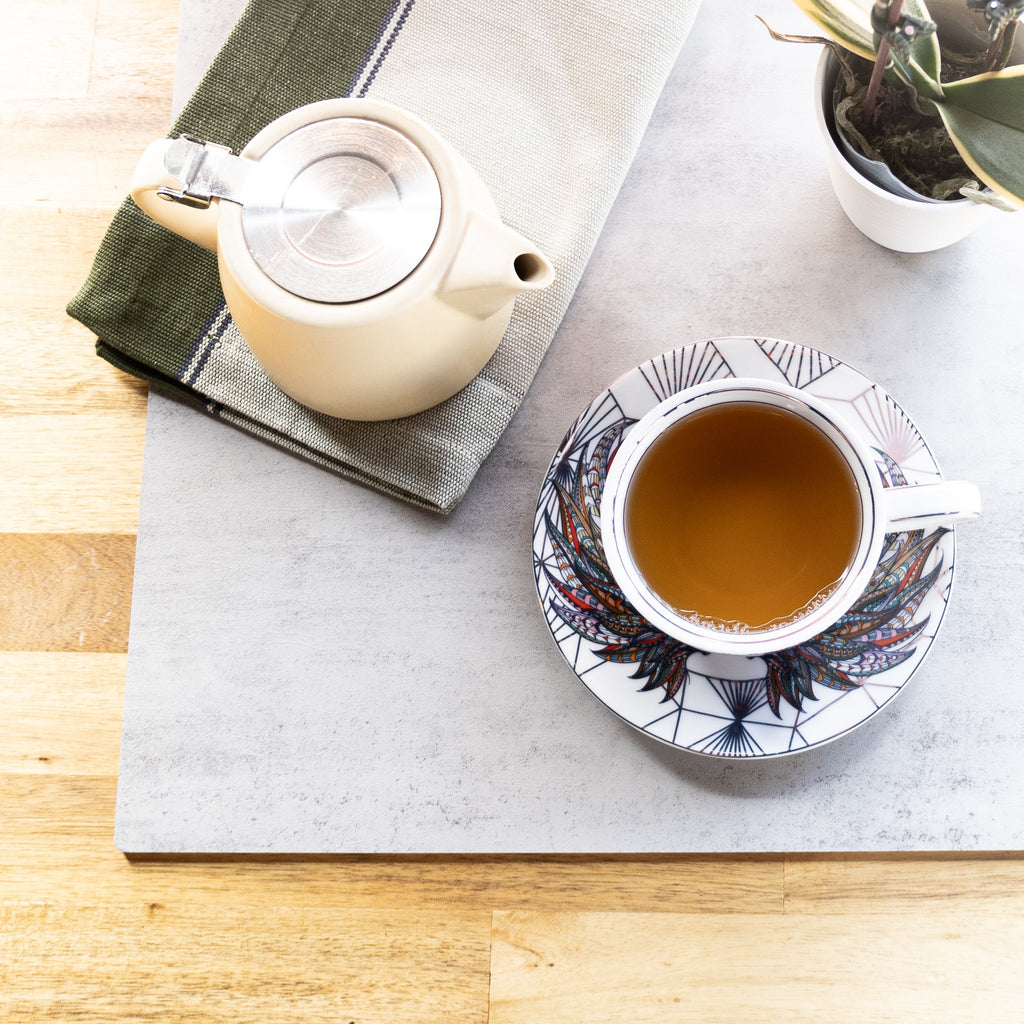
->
[906, 0, 941, 81]
[790, 0, 876, 59]
[791, 0, 941, 73]
[898, 55, 945, 103]
[937, 67, 1024, 203]
[942, 66, 1024, 129]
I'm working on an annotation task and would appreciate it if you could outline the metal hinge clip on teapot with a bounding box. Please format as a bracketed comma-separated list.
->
[131, 99, 554, 420]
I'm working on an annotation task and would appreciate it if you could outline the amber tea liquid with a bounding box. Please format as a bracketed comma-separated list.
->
[623, 401, 862, 632]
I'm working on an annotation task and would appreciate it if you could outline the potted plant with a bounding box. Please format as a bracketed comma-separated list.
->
[764, 0, 1024, 250]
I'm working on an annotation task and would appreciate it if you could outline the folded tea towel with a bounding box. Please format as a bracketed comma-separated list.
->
[68, 0, 701, 513]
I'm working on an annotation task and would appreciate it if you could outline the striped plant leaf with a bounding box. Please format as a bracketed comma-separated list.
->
[791, 0, 941, 78]
[939, 65, 1024, 203]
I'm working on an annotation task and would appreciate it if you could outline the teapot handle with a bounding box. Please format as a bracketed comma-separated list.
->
[130, 138, 221, 251]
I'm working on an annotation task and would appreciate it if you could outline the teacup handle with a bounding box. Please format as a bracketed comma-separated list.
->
[882, 480, 981, 531]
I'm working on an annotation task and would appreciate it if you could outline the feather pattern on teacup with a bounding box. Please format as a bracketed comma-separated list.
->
[543, 423, 694, 699]
[541, 421, 948, 717]
[763, 528, 946, 715]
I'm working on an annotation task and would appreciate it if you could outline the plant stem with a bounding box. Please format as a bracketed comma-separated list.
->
[864, 0, 905, 118]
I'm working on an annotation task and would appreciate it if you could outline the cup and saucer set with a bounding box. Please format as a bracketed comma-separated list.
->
[532, 336, 979, 759]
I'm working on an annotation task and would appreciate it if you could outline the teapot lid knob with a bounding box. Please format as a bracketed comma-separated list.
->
[239, 117, 442, 303]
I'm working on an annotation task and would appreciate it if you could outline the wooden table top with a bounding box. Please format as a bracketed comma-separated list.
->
[2, 2, 1022, 1020]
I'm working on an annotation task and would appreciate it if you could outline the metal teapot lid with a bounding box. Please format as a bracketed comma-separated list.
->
[159, 119, 442, 303]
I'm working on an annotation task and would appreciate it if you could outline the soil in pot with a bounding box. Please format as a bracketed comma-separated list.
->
[834, 52, 979, 200]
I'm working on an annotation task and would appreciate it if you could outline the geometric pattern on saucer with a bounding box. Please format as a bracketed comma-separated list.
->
[532, 337, 956, 758]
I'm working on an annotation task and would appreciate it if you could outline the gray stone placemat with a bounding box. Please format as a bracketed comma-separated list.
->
[115, 0, 1024, 852]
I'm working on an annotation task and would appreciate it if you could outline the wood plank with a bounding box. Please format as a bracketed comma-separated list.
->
[784, 852, 1024, 911]
[0, 653, 125, 773]
[0, 0, 177, 207]
[0, 205, 150, 415]
[489, 907, 1024, 1023]
[0, 1, 100, 101]
[0, 413, 145, 532]
[1, 214, 150, 537]
[0, 774, 783, 912]
[0, 537, 135, 652]
[0, 903, 491, 1024]
[89, 0, 181, 102]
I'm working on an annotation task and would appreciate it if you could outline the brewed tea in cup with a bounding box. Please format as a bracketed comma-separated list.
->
[602, 379, 980, 655]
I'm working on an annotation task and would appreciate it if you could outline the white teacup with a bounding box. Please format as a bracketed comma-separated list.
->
[602, 378, 980, 656]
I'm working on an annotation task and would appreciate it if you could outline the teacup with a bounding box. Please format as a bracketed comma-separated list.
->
[602, 378, 980, 656]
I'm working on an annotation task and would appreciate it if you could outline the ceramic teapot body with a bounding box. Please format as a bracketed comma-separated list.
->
[131, 99, 554, 420]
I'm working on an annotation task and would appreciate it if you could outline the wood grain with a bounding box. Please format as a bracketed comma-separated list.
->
[0, 206, 150, 415]
[0, 536, 135, 651]
[784, 852, 1024, 912]
[489, 908, 1024, 1023]
[0, 0, 176, 207]
[0, 0, 99, 101]
[0, 414, 146, 533]
[0, 903, 492, 1024]
[0, 653, 125, 774]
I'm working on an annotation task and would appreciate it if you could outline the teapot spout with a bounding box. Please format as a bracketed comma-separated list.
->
[440, 210, 554, 317]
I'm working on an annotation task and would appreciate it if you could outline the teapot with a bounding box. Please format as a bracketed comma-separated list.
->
[130, 99, 554, 420]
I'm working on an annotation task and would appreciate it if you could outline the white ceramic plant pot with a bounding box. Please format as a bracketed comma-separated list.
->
[814, 49, 992, 252]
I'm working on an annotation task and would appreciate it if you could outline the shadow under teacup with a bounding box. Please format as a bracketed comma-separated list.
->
[602, 378, 981, 656]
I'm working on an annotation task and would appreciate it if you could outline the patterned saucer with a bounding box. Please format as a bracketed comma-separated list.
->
[532, 337, 956, 758]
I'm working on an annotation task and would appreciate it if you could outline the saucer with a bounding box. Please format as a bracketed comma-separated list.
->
[532, 337, 957, 758]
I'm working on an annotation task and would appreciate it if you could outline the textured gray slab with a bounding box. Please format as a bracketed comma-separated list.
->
[115, 0, 1024, 852]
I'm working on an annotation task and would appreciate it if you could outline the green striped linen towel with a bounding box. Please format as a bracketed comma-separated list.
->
[68, 0, 701, 513]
